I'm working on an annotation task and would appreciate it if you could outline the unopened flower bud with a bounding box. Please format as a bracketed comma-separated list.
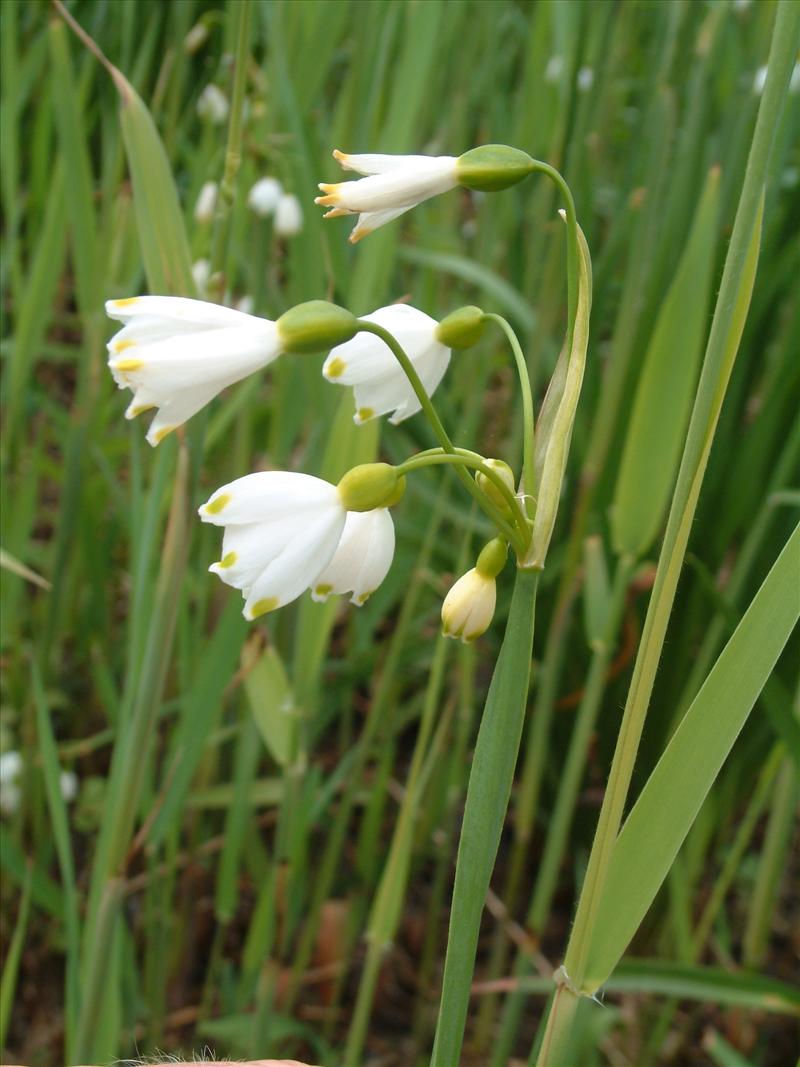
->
[456, 144, 534, 192]
[475, 459, 516, 514]
[435, 306, 486, 350]
[337, 463, 405, 512]
[277, 301, 358, 354]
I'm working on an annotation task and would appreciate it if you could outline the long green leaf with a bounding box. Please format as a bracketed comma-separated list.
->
[430, 567, 539, 1067]
[611, 165, 720, 557]
[584, 522, 800, 988]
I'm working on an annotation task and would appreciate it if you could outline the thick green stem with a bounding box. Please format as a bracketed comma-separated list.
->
[528, 557, 633, 935]
[430, 567, 539, 1067]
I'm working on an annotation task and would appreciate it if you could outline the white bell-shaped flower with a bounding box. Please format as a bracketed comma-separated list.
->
[441, 568, 497, 643]
[199, 471, 347, 620]
[106, 296, 282, 445]
[315, 149, 458, 243]
[323, 304, 450, 424]
[311, 508, 395, 605]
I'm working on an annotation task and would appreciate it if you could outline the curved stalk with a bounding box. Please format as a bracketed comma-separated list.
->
[483, 312, 536, 507]
[357, 320, 530, 554]
[397, 450, 529, 556]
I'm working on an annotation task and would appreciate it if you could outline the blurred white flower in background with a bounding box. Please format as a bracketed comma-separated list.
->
[237, 295, 255, 316]
[194, 180, 218, 222]
[192, 258, 211, 295]
[60, 770, 79, 803]
[753, 65, 768, 94]
[0, 751, 79, 815]
[544, 55, 563, 83]
[274, 192, 304, 236]
[248, 176, 284, 217]
[197, 83, 229, 124]
[577, 66, 594, 92]
[0, 750, 22, 815]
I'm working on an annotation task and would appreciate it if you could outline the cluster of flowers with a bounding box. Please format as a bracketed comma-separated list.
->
[108, 147, 539, 639]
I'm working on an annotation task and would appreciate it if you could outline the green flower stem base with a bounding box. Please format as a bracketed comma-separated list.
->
[430, 566, 539, 1067]
[397, 448, 530, 555]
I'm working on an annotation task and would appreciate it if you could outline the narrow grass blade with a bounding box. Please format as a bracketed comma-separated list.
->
[0, 861, 32, 1048]
[32, 662, 82, 1059]
[513, 960, 800, 1016]
[583, 522, 800, 989]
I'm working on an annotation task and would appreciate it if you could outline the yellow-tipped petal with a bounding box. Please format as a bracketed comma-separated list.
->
[332, 149, 348, 163]
[355, 406, 375, 423]
[203, 492, 231, 515]
[325, 357, 346, 379]
[248, 596, 279, 619]
[113, 338, 137, 354]
[125, 402, 156, 419]
[113, 358, 144, 372]
[153, 425, 175, 444]
[217, 551, 238, 569]
[111, 297, 139, 308]
[322, 207, 349, 219]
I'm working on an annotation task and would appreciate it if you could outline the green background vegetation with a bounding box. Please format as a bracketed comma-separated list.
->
[1, 1, 798, 1065]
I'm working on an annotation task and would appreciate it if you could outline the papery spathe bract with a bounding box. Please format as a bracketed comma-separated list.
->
[315, 149, 459, 243]
[323, 304, 451, 424]
[106, 296, 282, 445]
[312, 508, 395, 605]
[200, 471, 347, 620]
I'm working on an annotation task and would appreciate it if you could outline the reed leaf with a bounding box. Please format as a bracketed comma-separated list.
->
[583, 521, 800, 989]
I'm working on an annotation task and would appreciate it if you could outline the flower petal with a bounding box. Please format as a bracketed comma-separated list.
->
[312, 509, 395, 604]
[242, 508, 346, 618]
[105, 295, 259, 329]
[199, 471, 341, 527]
[333, 149, 456, 176]
[348, 206, 413, 242]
